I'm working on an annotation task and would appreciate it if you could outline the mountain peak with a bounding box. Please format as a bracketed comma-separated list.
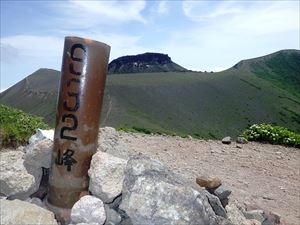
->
[108, 52, 187, 74]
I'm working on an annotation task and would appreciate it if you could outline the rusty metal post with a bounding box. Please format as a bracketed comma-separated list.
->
[46, 36, 110, 222]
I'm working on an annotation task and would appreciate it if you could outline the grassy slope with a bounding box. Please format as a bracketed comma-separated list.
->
[0, 69, 59, 125]
[101, 69, 300, 138]
[1, 50, 299, 139]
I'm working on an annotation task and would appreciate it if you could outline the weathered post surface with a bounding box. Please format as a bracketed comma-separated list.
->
[46, 36, 110, 222]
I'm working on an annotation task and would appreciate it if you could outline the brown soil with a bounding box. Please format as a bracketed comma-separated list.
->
[118, 132, 300, 225]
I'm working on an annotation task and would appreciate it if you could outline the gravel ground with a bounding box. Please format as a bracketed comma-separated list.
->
[117, 132, 300, 225]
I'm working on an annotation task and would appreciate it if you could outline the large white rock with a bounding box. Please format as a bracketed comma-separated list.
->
[120, 155, 218, 225]
[24, 138, 53, 169]
[29, 129, 54, 143]
[71, 195, 106, 225]
[0, 199, 58, 225]
[0, 151, 41, 199]
[88, 151, 127, 203]
[98, 127, 129, 159]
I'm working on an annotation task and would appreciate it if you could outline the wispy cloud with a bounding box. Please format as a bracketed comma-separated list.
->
[1, 35, 63, 62]
[51, 0, 147, 29]
[0, 32, 146, 66]
[0, 43, 20, 64]
[183, 1, 242, 21]
[182, 1, 299, 35]
[157, 1, 169, 15]
[171, 0, 299, 71]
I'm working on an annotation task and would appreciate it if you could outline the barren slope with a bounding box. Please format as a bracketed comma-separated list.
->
[116, 132, 300, 225]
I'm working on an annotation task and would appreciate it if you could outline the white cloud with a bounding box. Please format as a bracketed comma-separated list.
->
[171, 0, 299, 71]
[182, 1, 299, 34]
[157, 1, 169, 15]
[0, 43, 20, 63]
[183, 1, 242, 21]
[52, 0, 147, 29]
[0, 32, 147, 66]
[1, 35, 63, 60]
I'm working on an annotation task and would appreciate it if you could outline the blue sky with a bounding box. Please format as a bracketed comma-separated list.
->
[1, 0, 299, 91]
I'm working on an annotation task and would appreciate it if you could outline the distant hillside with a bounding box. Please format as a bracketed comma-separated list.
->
[0, 69, 59, 122]
[108, 52, 187, 74]
[1, 50, 299, 139]
[234, 49, 300, 97]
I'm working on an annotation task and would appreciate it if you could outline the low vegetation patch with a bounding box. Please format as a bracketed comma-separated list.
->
[242, 123, 300, 148]
[0, 104, 49, 148]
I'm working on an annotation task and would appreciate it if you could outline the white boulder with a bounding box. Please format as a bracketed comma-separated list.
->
[29, 129, 54, 143]
[0, 199, 58, 225]
[88, 151, 127, 203]
[71, 195, 106, 225]
[24, 138, 53, 169]
[98, 127, 129, 159]
[0, 151, 41, 199]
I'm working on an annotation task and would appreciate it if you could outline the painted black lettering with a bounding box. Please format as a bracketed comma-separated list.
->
[55, 149, 77, 171]
[63, 78, 80, 111]
[69, 43, 86, 76]
[60, 114, 78, 140]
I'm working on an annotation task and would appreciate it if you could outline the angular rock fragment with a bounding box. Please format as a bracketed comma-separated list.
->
[88, 151, 127, 203]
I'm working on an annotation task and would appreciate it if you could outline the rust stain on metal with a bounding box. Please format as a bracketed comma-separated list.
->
[47, 36, 110, 217]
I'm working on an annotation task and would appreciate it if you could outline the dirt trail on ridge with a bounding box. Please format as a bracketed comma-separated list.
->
[117, 132, 300, 225]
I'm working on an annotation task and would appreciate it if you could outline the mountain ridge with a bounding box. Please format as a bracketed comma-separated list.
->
[1, 49, 299, 138]
[108, 52, 187, 74]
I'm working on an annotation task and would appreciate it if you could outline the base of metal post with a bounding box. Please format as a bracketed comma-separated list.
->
[45, 198, 71, 225]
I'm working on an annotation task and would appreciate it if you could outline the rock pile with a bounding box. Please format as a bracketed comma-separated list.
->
[0, 127, 282, 225]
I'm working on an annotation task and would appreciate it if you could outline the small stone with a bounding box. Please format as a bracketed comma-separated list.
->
[71, 195, 106, 225]
[262, 196, 274, 200]
[196, 176, 222, 189]
[222, 137, 231, 144]
[212, 185, 232, 199]
[275, 151, 281, 155]
[243, 210, 264, 222]
[236, 137, 248, 144]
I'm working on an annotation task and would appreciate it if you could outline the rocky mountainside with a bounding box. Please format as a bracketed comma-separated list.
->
[1, 127, 294, 225]
[108, 52, 187, 74]
[0, 50, 299, 139]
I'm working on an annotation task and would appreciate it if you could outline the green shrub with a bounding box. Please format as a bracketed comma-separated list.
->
[0, 104, 49, 148]
[242, 123, 300, 148]
[132, 126, 151, 134]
